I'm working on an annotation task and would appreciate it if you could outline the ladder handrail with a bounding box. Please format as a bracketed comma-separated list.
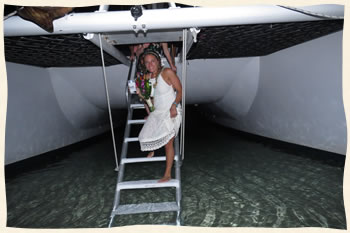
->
[98, 33, 119, 171]
[180, 29, 187, 161]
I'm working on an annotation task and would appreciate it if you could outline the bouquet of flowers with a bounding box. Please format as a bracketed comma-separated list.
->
[135, 75, 155, 112]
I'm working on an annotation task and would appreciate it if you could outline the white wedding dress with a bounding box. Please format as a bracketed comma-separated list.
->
[138, 71, 182, 151]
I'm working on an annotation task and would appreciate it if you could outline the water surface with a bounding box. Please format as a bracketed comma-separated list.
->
[5, 106, 346, 228]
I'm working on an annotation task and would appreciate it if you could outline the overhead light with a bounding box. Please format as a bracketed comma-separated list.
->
[130, 5, 143, 21]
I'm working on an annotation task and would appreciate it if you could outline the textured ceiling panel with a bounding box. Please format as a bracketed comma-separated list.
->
[187, 20, 344, 59]
[4, 19, 343, 67]
[4, 34, 122, 67]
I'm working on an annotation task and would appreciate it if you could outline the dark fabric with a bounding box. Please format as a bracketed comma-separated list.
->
[17, 7, 74, 33]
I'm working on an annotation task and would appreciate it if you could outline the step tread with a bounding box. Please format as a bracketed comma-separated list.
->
[117, 179, 179, 190]
[121, 155, 178, 164]
[113, 202, 179, 215]
[124, 137, 139, 142]
[130, 104, 145, 109]
[128, 119, 146, 124]
[122, 156, 166, 164]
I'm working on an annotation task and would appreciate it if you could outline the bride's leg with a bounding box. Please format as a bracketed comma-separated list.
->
[147, 151, 154, 158]
[158, 137, 175, 183]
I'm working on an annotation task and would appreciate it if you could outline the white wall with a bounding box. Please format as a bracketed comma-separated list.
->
[205, 31, 346, 154]
[184, 57, 260, 108]
[4, 56, 261, 164]
[5, 62, 129, 164]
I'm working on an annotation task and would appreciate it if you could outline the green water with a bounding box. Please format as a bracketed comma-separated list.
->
[5, 106, 346, 228]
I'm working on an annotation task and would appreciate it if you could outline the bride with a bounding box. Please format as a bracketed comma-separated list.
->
[137, 49, 182, 183]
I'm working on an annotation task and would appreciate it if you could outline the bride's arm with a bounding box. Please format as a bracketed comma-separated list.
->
[163, 68, 182, 118]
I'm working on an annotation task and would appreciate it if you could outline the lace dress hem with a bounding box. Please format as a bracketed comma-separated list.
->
[139, 130, 176, 151]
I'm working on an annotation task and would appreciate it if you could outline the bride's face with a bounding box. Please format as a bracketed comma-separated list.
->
[144, 54, 159, 74]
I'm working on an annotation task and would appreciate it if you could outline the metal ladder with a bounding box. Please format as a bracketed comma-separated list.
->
[108, 58, 182, 227]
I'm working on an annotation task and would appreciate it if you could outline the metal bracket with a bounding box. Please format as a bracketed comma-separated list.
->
[190, 27, 200, 43]
[141, 24, 147, 33]
[83, 33, 130, 66]
[132, 24, 147, 35]
[132, 25, 138, 34]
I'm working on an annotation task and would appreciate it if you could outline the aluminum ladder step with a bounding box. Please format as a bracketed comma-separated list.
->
[121, 155, 178, 164]
[124, 137, 139, 143]
[128, 119, 146, 124]
[113, 202, 179, 215]
[130, 103, 145, 109]
[117, 179, 179, 191]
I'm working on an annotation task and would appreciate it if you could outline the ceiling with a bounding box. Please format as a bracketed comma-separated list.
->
[3, 5, 344, 68]
[187, 20, 343, 59]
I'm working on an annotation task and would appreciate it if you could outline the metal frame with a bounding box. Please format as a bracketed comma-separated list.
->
[4, 5, 344, 37]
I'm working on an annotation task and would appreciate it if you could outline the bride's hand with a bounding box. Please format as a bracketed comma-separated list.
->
[136, 88, 143, 99]
[170, 104, 177, 118]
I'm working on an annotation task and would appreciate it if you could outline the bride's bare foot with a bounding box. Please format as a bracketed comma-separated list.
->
[158, 175, 171, 183]
[147, 151, 154, 158]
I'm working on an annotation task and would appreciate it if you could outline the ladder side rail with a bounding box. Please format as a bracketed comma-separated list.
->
[174, 135, 181, 226]
[114, 106, 133, 210]
[120, 56, 137, 164]
[121, 55, 137, 158]
[125, 55, 137, 105]
[114, 49, 136, 170]
[174, 135, 181, 200]
[115, 57, 137, 187]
